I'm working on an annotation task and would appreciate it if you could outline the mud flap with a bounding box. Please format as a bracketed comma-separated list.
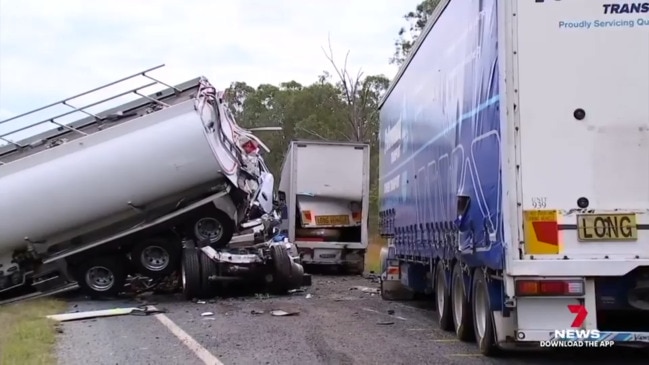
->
[380, 260, 413, 301]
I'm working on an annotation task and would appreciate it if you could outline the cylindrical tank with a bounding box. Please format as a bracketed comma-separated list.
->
[0, 100, 225, 252]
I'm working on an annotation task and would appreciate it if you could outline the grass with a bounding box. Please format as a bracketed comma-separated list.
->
[0, 299, 67, 365]
[365, 234, 388, 274]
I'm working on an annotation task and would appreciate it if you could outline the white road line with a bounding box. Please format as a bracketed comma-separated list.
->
[360, 307, 408, 321]
[151, 308, 224, 365]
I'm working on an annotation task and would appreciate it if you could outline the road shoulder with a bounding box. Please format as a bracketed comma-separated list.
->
[55, 298, 203, 365]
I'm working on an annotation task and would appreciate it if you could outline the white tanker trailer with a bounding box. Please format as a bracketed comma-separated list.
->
[0, 65, 283, 301]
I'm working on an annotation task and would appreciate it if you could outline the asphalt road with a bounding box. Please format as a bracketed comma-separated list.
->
[55, 275, 647, 365]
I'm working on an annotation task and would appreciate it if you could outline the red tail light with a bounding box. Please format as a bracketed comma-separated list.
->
[515, 279, 585, 296]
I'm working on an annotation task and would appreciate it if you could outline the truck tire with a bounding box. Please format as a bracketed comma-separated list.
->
[130, 237, 181, 279]
[270, 244, 292, 293]
[190, 210, 234, 248]
[451, 263, 474, 342]
[198, 251, 218, 299]
[435, 261, 454, 331]
[76, 256, 127, 298]
[472, 269, 500, 356]
[346, 253, 365, 275]
[181, 247, 202, 300]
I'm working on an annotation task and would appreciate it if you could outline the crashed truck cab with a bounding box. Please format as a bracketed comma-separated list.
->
[180, 210, 312, 300]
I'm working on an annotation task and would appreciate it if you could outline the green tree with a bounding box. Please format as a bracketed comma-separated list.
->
[390, 0, 440, 65]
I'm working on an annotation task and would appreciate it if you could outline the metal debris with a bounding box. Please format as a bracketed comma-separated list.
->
[332, 295, 358, 302]
[376, 321, 395, 325]
[47, 305, 164, 322]
[365, 273, 381, 283]
[270, 310, 300, 317]
[350, 286, 380, 294]
[201, 312, 214, 317]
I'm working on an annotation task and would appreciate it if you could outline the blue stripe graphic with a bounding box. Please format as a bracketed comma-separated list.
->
[380, 94, 501, 180]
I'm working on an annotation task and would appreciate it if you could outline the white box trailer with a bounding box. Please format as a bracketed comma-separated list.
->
[378, 0, 649, 356]
[0, 65, 278, 302]
[278, 140, 370, 273]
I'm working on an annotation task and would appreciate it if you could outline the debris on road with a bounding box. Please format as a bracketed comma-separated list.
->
[376, 321, 395, 325]
[47, 305, 164, 322]
[331, 294, 359, 301]
[350, 286, 380, 294]
[251, 309, 265, 315]
[288, 288, 305, 294]
[365, 273, 381, 283]
[387, 309, 395, 315]
[305, 294, 313, 299]
[270, 310, 300, 317]
[196, 300, 207, 304]
[200, 312, 214, 317]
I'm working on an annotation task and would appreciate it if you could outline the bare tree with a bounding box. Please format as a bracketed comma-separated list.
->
[322, 37, 390, 144]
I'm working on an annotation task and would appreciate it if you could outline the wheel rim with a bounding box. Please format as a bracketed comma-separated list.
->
[194, 217, 224, 241]
[436, 269, 446, 316]
[140, 245, 170, 272]
[452, 270, 463, 329]
[85, 266, 115, 292]
[475, 281, 487, 339]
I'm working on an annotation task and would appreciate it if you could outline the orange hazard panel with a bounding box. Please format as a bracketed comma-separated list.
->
[524, 210, 560, 255]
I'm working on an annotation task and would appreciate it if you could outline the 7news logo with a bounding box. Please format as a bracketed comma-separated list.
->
[540, 305, 615, 348]
[553, 304, 601, 340]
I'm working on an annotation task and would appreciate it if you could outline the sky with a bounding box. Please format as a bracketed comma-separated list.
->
[0, 0, 420, 139]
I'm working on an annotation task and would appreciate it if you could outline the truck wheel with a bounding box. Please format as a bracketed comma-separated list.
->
[76, 256, 127, 298]
[472, 269, 500, 356]
[451, 263, 474, 341]
[181, 247, 202, 300]
[269, 244, 292, 293]
[130, 237, 181, 278]
[435, 261, 454, 331]
[191, 210, 234, 248]
[199, 251, 218, 299]
[345, 252, 365, 275]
